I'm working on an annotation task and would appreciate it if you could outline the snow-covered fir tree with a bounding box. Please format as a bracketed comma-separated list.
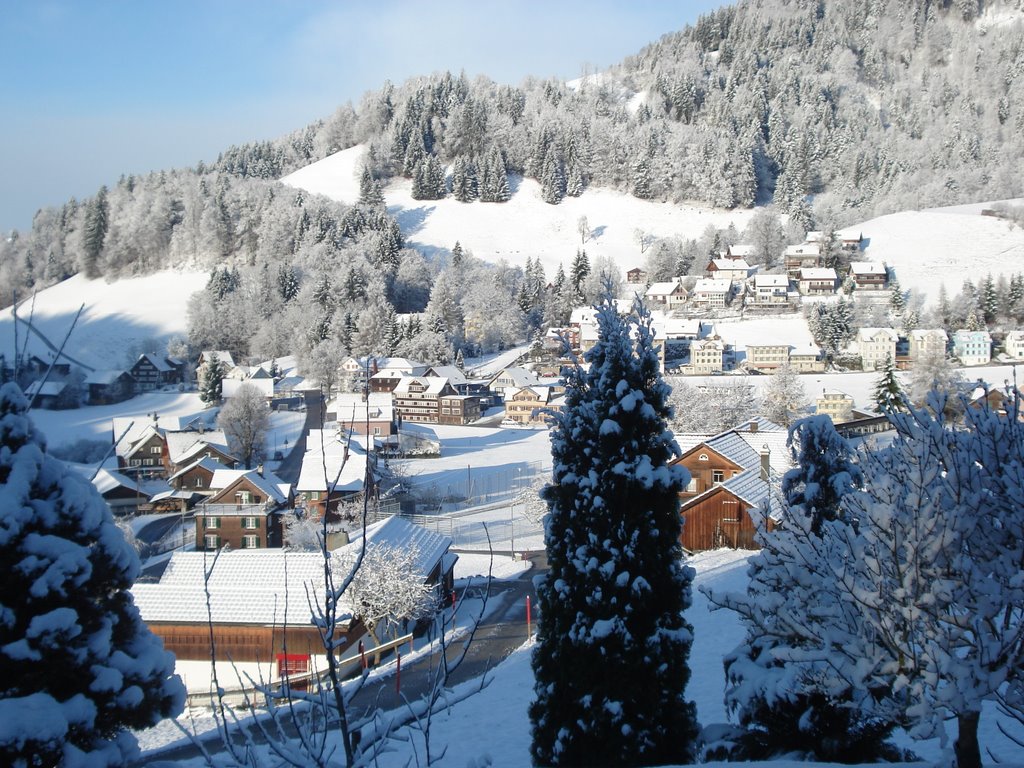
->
[0, 384, 184, 765]
[530, 297, 698, 766]
[197, 352, 225, 406]
[872, 354, 905, 413]
[708, 415, 903, 763]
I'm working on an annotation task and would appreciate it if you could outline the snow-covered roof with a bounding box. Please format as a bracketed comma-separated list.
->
[165, 429, 232, 465]
[222, 377, 274, 399]
[754, 274, 789, 288]
[799, 268, 838, 280]
[168, 456, 225, 482]
[710, 258, 751, 271]
[377, 357, 428, 372]
[424, 365, 469, 386]
[784, 243, 821, 257]
[84, 369, 131, 385]
[296, 430, 369, 494]
[24, 380, 67, 397]
[675, 419, 792, 476]
[489, 366, 540, 388]
[789, 345, 822, 358]
[205, 468, 291, 505]
[394, 376, 450, 395]
[693, 278, 732, 293]
[131, 517, 451, 626]
[727, 245, 756, 258]
[857, 327, 899, 342]
[200, 350, 235, 367]
[722, 468, 784, 521]
[909, 328, 948, 341]
[136, 353, 174, 372]
[850, 261, 886, 275]
[645, 281, 685, 297]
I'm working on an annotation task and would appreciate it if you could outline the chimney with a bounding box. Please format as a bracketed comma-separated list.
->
[748, 419, 758, 433]
[759, 445, 770, 482]
[257, 463, 264, 477]
[326, 529, 350, 551]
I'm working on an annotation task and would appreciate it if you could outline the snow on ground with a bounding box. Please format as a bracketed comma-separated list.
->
[0, 269, 207, 371]
[29, 391, 207, 449]
[858, 203, 1024, 308]
[454, 552, 531, 582]
[464, 343, 530, 378]
[714, 314, 815, 351]
[281, 144, 757, 278]
[395, 424, 551, 501]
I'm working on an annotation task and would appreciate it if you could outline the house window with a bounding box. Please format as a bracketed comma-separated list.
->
[205, 517, 220, 530]
[194, 477, 204, 488]
[698, 453, 709, 461]
[373, 427, 381, 435]
[241, 535, 260, 548]
[712, 470, 725, 485]
[723, 500, 741, 522]
[204, 534, 221, 549]
[150, 446, 162, 455]
[242, 517, 260, 530]
[686, 478, 697, 493]
[310, 491, 320, 501]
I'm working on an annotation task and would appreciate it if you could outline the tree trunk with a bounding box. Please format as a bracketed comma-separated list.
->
[954, 711, 981, 768]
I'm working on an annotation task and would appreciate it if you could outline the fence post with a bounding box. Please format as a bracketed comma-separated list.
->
[396, 652, 401, 696]
[526, 595, 532, 639]
[359, 640, 366, 669]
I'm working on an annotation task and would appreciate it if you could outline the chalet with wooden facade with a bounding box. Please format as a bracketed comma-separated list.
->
[705, 258, 753, 284]
[626, 267, 647, 283]
[194, 468, 292, 550]
[129, 353, 183, 392]
[85, 369, 135, 405]
[671, 419, 790, 551]
[295, 431, 376, 519]
[849, 262, 888, 291]
[784, 244, 821, 276]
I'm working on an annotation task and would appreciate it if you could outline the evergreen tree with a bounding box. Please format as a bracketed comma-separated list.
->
[358, 164, 385, 207]
[451, 241, 464, 269]
[81, 185, 109, 279]
[888, 274, 905, 314]
[198, 353, 225, 406]
[530, 297, 698, 766]
[277, 264, 299, 303]
[0, 384, 184, 764]
[569, 248, 590, 304]
[980, 273, 998, 324]
[872, 354, 905, 414]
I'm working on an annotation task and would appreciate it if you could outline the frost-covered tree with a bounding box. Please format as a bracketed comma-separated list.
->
[0, 384, 184, 765]
[667, 379, 757, 434]
[81, 185, 109, 279]
[908, 348, 964, 405]
[217, 382, 270, 468]
[818, 392, 1024, 768]
[760, 363, 807, 426]
[531, 297, 698, 766]
[708, 416, 902, 763]
[333, 542, 434, 645]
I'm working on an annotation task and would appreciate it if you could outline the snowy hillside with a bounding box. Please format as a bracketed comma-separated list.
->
[281, 145, 759, 278]
[0, 269, 207, 371]
[282, 147, 1024, 312]
[859, 201, 1024, 308]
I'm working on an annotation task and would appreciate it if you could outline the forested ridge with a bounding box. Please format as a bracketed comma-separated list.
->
[2, 0, 1021, 357]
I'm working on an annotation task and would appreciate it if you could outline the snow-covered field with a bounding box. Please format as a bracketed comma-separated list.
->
[0, 269, 206, 371]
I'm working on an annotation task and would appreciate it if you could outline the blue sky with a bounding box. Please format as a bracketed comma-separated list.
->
[1, 1, 723, 233]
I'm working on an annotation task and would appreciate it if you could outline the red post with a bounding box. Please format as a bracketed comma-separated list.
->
[526, 595, 532, 638]
[452, 590, 457, 610]
[396, 652, 401, 695]
[359, 640, 366, 669]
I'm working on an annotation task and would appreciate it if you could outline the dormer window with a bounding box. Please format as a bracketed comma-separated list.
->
[698, 453, 709, 462]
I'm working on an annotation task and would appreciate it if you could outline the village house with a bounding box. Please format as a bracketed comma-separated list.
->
[393, 376, 483, 425]
[130, 516, 454, 694]
[686, 337, 726, 375]
[724, 244, 757, 261]
[644, 280, 689, 310]
[503, 385, 565, 426]
[368, 359, 428, 393]
[952, 329, 992, 366]
[705, 258, 753, 284]
[85, 467, 166, 516]
[164, 427, 236, 476]
[848, 261, 888, 291]
[671, 419, 790, 551]
[130, 353, 183, 392]
[118, 423, 169, 475]
[789, 346, 826, 373]
[816, 390, 856, 423]
[168, 456, 225, 494]
[745, 344, 790, 372]
[907, 328, 949, 362]
[24, 379, 73, 410]
[690, 278, 732, 309]
[626, 267, 647, 283]
[194, 467, 292, 551]
[295, 431, 376, 519]
[85, 369, 135, 405]
[487, 366, 541, 400]
[222, 367, 275, 400]
[751, 274, 790, 305]
[326, 392, 395, 437]
[856, 327, 899, 371]
[1004, 330, 1024, 360]
[797, 267, 838, 296]
[784, 243, 821, 276]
